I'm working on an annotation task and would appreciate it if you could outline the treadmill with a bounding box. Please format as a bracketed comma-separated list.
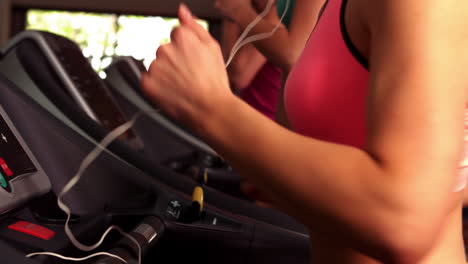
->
[104, 56, 214, 159]
[0, 73, 154, 264]
[0, 30, 307, 233]
[0, 73, 310, 264]
[104, 56, 243, 197]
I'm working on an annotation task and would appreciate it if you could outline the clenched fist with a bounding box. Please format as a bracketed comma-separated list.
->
[142, 4, 233, 130]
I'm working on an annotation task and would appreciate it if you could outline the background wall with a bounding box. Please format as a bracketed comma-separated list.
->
[0, 0, 12, 45]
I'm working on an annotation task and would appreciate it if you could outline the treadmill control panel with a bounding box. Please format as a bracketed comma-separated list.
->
[0, 111, 37, 192]
[163, 197, 243, 231]
[0, 107, 50, 213]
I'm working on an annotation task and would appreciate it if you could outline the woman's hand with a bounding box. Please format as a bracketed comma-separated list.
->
[142, 4, 233, 129]
[214, 0, 256, 22]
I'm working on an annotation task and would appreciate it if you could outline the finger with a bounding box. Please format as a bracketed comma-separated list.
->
[170, 26, 193, 45]
[147, 59, 157, 76]
[148, 52, 167, 76]
[178, 3, 193, 24]
[155, 43, 172, 60]
[141, 73, 159, 99]
[170, 26, 208, 58]
[178, 3, 213, 43]
[154, 43, 180, 72]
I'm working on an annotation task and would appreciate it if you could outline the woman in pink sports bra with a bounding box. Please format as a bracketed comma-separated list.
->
[143, 1, 468, 263]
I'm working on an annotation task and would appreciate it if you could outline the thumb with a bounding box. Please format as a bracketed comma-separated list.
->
[178, 3, 195, 25]
[178, 3, 213, 43]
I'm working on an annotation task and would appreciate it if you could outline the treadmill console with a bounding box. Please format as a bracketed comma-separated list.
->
[105, 57, 217, 156]
[39, 32, 123, 126]
[0, 106, 50, 214]
[2, 31, 141, 149]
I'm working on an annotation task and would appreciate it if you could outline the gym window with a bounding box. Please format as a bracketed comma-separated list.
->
[26, 9, 209, 78]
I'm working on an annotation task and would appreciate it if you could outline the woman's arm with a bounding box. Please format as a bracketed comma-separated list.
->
[221, 20, 266, 91]
[215, 0, 324, 72]
[142, 2, 468, 263]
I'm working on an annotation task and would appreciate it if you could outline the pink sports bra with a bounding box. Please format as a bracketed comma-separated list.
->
[240, 62, 281, 120]
[285, 0, 368, 149]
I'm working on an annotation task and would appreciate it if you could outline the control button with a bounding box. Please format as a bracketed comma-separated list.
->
[1, 133, 7, 143]
[0, 172, 7, 188]
[170, 200, 181, 208]
[8, 221, 55, 240]
[166, 199, 183, 220]
[201, 214, 243, 230]
[0, 158, 13, 177]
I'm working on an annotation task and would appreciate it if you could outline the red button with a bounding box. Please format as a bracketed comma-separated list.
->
[8, 221, 55, 240]
[0, 158, 13, 177]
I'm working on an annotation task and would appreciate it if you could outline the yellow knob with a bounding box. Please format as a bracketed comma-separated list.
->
[192, 186, 204, 213]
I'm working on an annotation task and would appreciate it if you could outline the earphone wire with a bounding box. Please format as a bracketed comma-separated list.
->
[26, 111, 152, 264]
[225, 0, 290, 68]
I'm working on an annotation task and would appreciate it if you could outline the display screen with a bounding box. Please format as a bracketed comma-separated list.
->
[0, 114, 37, 189]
